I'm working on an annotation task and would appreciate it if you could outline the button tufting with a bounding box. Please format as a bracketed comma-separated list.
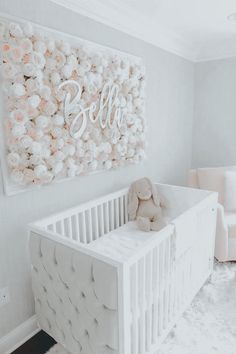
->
[43, 286, 47, 293]
[81, 291, 85, 298]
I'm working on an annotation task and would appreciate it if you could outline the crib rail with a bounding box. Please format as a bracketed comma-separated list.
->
[43, 189, 129, 243]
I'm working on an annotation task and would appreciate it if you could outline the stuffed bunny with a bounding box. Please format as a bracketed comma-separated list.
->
[128, 177, 166, 232]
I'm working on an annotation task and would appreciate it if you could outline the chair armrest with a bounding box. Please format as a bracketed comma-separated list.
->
[214, 203, 228, 261]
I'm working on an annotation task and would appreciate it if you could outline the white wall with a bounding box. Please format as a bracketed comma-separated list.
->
[192, 58, 236, 168]
[0, 0, 194, 340]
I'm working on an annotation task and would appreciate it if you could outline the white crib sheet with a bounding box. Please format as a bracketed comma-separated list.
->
[88, 221, 160, 262]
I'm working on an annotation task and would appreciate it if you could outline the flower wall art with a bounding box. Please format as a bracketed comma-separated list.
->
[0, 16, 146, 195]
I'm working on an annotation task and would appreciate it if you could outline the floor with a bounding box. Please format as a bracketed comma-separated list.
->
[12, 331, 56, 354]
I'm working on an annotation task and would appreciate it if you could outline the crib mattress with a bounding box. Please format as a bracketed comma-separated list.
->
[88, 221, 169, 262]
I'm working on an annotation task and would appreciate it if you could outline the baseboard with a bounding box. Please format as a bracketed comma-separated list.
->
[0, 315, 39, 354]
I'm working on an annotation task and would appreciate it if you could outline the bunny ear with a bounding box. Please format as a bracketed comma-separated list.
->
[128, 182, 139, 220]
[146, 178, 160, 206]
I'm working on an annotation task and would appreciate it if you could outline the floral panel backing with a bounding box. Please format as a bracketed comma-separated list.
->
[0, 17, 146, 195]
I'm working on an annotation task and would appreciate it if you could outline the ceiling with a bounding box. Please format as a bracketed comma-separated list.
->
[51, 0, 236, 62]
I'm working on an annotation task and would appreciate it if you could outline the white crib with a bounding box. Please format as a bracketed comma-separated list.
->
[29, 183, 217, 354]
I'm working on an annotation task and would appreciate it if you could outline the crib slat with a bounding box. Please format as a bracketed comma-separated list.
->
[100, 204, 104, 236]
[60, 220, 65, 237]
[139, 258, 146, 354]
[105, 202, 109, 233]
[120, 197, 124, 225]
[81, 212, 86, 243]
[132, 264, 138, 354]
[124, 195, 128, 223]
[115, 198, 119, 228]
[94, 207, 99, 239]
[158, 242, 164, 335]
[87, 209, 92, 243]
[74, 214, 79, 241]
[164, 238, 170, 328]
[152, 246, 159, 343]
[146, 252, 153, 351]
[110, 200, 114, 231]
[67, 217, 72, 239]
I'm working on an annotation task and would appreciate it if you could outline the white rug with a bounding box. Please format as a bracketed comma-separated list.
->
[46, 262, 236, 354]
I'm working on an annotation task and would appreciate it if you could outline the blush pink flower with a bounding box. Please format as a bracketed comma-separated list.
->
[11, 47, 24, 62]
[10, 109, 27, 124]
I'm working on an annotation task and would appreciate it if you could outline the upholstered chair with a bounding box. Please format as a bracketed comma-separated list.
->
[188, 166, 236, 261]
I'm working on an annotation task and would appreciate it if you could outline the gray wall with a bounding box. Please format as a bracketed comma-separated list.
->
[0, 0, 194, 338]
[192, 58, 236, 168]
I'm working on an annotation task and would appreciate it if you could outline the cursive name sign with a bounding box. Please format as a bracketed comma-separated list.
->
[59, 80, 125, 139]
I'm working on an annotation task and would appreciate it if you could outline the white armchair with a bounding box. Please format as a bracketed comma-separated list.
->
[188, 167, 236, 262]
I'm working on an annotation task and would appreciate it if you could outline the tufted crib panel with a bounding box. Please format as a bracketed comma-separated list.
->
[29, 184, 218, 354]
[30, 232, 120, 354]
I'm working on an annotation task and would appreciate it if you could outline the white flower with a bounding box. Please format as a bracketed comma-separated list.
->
[50, 72, 61, 86]
[28, 95, 41, 108]
[29, 155, 42, 166]
[34, 40, 47, 54]
[44, 101, 57, 116]
[33, 52, 46, 69]
[46, 40, 55, 52]
[51, 127, 63, 138]
[26, 78, 41, 93]
[24, 168, 35, 182]
[11, 169, 24, 184]
[104, 160, 112, 170]
[40, 85, 51, 100]
[23, 63, 36, 77]
[61, 64, 73, 79]
[11, 124, 26, 137]
[35, 115, 49, 129]
[89, 160, 98, 171]
[2, 63, 17, 79]
[53, 162, 63, 175]
[41, 147, 51, 158]
[7, 152, 20, 167]
[30, 142, 42, 155]
[67, 168, 76, 178]
[12, 83, 26, 97]
[20, 135, 33, 149]
[63, 144, 75, 156]
[53, 114, 64, 126]
[60, 42, 71, 55]
[42, 172, 53, 183]
[55, 138, 64, 149]
[46, 58, 56, 71]
[76, 147, 85, 158]
[67, 54, 77, 69]
[54, 151, 65, 161]
[9, 22, 23, 37]
[20, 38, 32, 53]
[23, 22, 34, 37]
[34, 164, 48, 178]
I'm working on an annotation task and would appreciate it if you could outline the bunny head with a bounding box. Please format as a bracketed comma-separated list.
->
[128, 177, 160, 220]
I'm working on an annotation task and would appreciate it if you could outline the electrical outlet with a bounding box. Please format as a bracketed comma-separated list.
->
[0, 287, 10, 307]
